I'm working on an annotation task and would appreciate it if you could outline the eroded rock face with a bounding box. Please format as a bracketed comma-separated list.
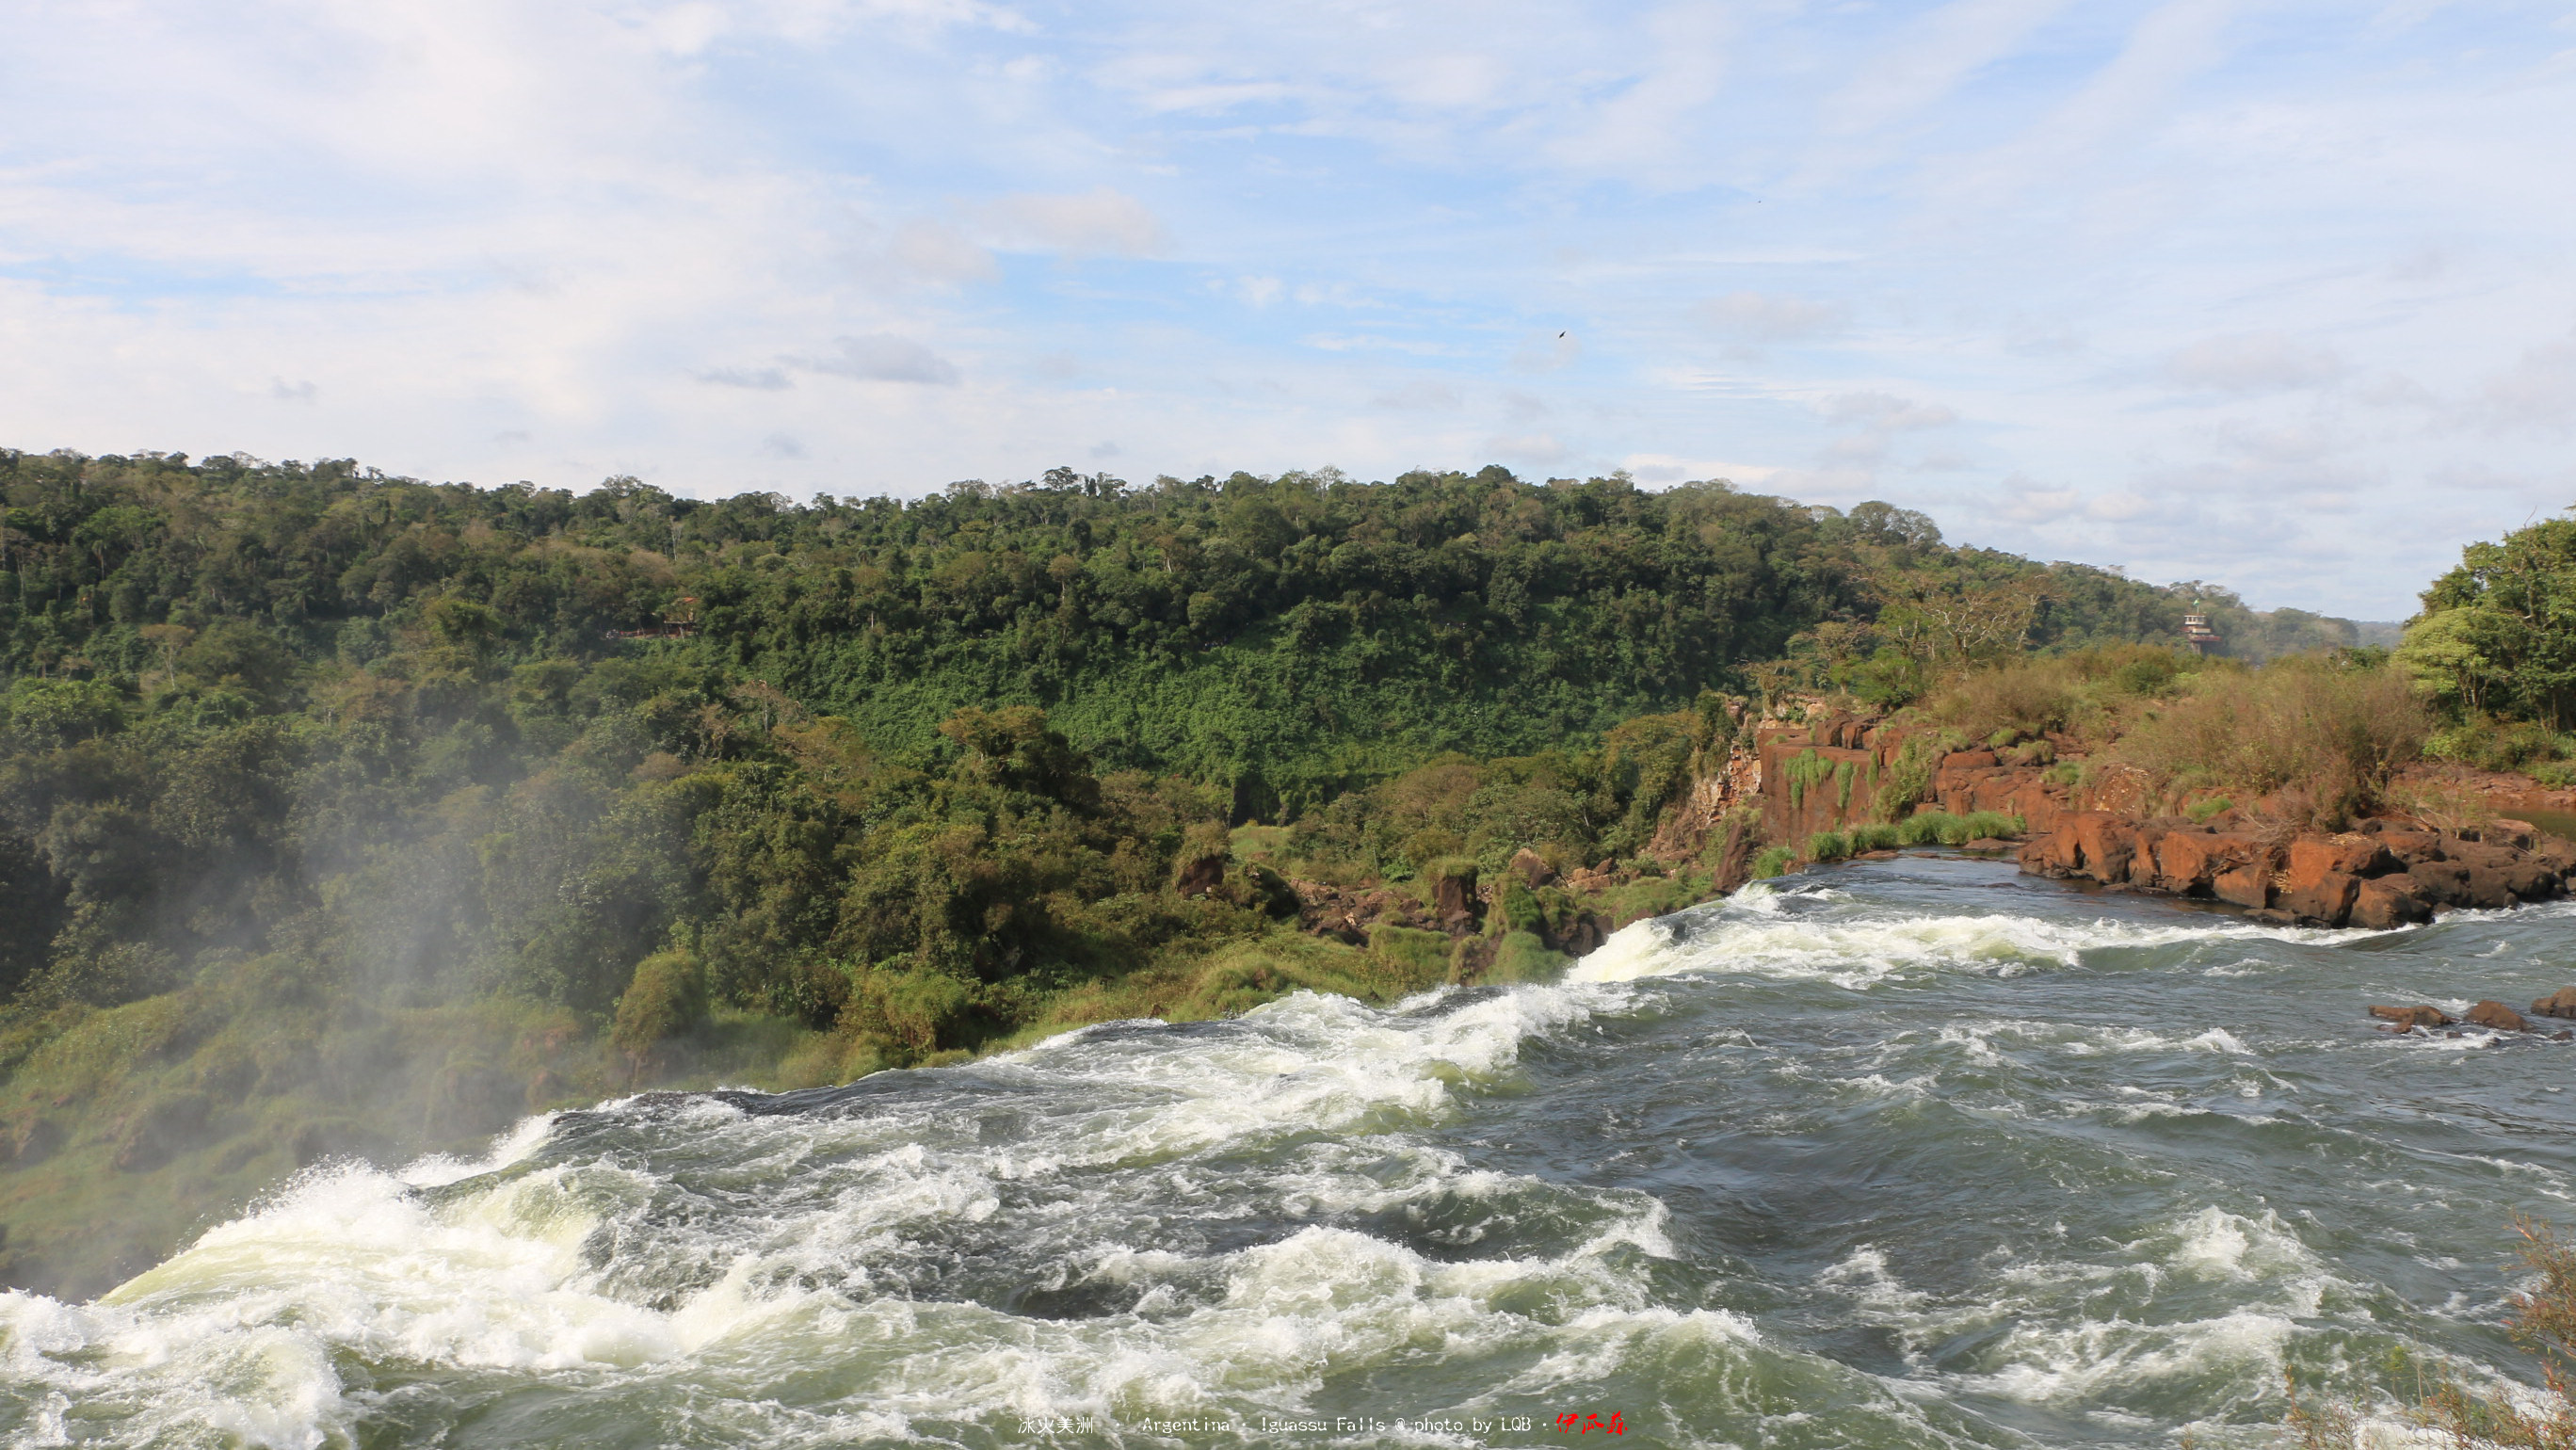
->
[2276, 869, 2360, 926]
[2285, 836, 2397, 886]
[2212, 862, 2274, 910]
[1174, 854, 1226, 898]
[2150, 830, 2244, 893]
[2019, 810, 2568, 922]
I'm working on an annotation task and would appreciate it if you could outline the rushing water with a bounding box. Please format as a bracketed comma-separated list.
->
[9, 856, 2576, 1448]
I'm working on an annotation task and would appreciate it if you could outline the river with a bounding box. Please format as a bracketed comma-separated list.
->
[7, 855, 2575, 1447]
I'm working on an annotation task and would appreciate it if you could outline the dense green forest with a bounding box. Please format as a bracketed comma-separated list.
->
[2397, 509, 2576, 777]
[0, 447, 2375, 1294]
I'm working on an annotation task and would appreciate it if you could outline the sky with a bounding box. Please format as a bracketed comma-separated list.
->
[3, 2, 2574, 619]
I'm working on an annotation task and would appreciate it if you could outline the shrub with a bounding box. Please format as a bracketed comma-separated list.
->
[1749, 846, 1797, 879]
[1875, 739, 1935, 820]
[1367, 923, 1453, 980]
[2115, 660, 2431, 825]
[1897, 811, 1959, 846]
[2004, 737, 2054, 766]
[1958, 812, 2022, 841]
[2425, 717, 2572, 773]
[1804, 830, 1851, 862]
[852, 967, 974, 1056]
[610, 949, 707, 1058]
[1919, 659, 2082, 744]
[2090, 645, 2183, 699]
[2185, 796, 2231, 823]
[1848, 822, 1902, 852]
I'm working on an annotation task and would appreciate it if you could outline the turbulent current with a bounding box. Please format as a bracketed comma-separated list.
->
[9, 856, 2576, 1448]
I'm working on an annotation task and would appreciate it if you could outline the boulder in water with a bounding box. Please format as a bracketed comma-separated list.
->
[2213, 862, 2273, 910]
[2350, 877, 2431, 929]
[2369, 1004, 2454, 1029]
[2403, 860, 2471, 909]
[2532, 988, 2576, 1020]
[2277, 869, 2359, 926]
[2465, 1000, 2536, 1033]
[2149, 829, 2237, 893]
[2286, 836, 2398, 892]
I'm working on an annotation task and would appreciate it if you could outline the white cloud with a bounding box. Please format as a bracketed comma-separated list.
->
[700, 365, 796, 390]
[1510, 330, 1581, 373]
[1819, 0, 2068, 139]
[1696, 293, 1846, 344]
[1622, 452, 1776, 486]
[1996, 475, 2081, 523]
[974, 188, 1167, 256]
[1371, 381, 1461, 411]
[883, 219, 998, 283]
[1820, 392, 1956, 430]
[1480, 432, 1566, 466]
[801, 334, 960, 384]
[1541, 5, 1734, 183]
[2480, 329, 2576, 432]
[2165, 332, 2344, 393]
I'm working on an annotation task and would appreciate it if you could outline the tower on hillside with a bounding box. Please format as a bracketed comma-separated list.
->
[2181, 611, 2220, 655]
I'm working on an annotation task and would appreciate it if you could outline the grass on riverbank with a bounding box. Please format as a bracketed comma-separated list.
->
[1906, 647, 2438, 827]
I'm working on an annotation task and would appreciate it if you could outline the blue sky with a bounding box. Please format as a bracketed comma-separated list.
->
[4, 0, 2574, 618]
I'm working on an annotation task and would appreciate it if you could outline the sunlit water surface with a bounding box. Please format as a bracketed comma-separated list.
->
[8, 857, 2576, 1447]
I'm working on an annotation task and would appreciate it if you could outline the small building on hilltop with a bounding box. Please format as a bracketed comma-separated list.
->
[2181, 611, 2220, 655]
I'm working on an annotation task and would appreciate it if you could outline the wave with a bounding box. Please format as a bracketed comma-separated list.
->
[1568, 880, 2352, 987]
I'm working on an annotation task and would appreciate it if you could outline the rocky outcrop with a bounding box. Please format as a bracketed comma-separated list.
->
[2466, 1000, 2538, 1033]
[1507, 848, 1554, 888]
[1289, 880, 1420, 944]
[2019, 814, 2573, 926]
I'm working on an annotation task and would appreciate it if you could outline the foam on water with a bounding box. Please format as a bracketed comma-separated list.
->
[3, 983, 1769, 1447]
[1568, 879, 2347, 988]
[7, 862, 2571, 1447]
